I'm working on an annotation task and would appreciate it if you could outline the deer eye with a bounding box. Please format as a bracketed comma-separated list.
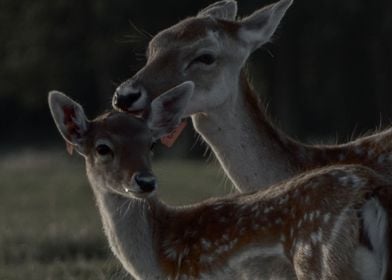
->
[188, 53, 216, 69]
[94, 142, 114, 162]
[150, 142, 156, 151]
[96, 144, 112, 156]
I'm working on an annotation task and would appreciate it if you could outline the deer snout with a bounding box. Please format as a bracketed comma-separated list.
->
[133, 172, 157, 193]
[113, 82, 147, 113]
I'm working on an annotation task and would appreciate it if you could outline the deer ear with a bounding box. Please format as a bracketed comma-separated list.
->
[238, 0, 293, 51]
[48, 91, 89, 156]
[197, 0, 238, 21]
[148, 81, 194, 140]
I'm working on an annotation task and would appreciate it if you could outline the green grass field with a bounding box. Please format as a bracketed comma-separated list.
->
[0, 150, 232, 279]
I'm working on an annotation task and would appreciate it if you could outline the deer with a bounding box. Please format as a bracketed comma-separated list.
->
[112, 0, 392, 193]
[49, 82, 391, 279]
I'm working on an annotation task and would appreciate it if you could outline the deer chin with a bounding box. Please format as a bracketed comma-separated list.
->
[122, 109, 146, 118]
[112, 102, 146, 117]
[122, 183, 156, 199]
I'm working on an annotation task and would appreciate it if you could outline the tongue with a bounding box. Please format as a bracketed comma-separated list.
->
[160, 120, 187, 148]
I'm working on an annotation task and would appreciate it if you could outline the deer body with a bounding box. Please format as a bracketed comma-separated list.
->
[92, 165, 385, 280]
[49, 89, 390, 279]
[113, 0, 392, 192]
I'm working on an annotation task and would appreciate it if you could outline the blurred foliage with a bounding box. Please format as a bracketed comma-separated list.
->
[0, 0, 391, 149]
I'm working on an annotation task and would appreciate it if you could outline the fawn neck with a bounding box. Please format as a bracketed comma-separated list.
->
[90, 182, 163, 279]
[192, 72, 303, 191]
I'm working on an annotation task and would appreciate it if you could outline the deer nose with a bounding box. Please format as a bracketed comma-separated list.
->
[113, 89, 142, 111]
[134, 172, 157, 193]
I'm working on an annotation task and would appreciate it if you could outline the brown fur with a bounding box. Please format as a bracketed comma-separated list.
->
[150, 166, 386, 279]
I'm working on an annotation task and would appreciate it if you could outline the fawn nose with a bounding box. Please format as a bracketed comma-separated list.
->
[134, 172, 157, 193]
[113, 83, 144, 111]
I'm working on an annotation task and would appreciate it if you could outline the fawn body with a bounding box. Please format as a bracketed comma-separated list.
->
[49, 84, 390, 279]
[112, 0, 392, 193]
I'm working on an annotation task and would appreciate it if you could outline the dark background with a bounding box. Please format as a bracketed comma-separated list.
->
[1, 0, 391, 154]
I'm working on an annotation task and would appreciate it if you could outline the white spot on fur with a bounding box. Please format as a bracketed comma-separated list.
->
[252, 223, 260, 230]
[361, 198, 388, 279]
[264, 206, 273, 214]
[279, 195, 288, 205]
[309, 212, 315, 222]
[200, 254, 215, 264]
[290, 227, 294, 238]
[164, 248, 178, 260]
[310, 231, 321, 245]
[275, 218, 283, 225]
[214, 204, 225, 211]
[201, 239, 212, 250]
[182, 246, 190, 257]
[227, 244, 285, 272]
[303, 243, 312, 257]
[323, 213, 331, 224]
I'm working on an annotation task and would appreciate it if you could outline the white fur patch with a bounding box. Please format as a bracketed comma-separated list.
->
[354, 246, 380, 280]
[360, 198, 388, 279]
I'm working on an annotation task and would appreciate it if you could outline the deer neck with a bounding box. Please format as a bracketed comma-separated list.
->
[192, 72, 304, 192]
[91, 186, 164, 279]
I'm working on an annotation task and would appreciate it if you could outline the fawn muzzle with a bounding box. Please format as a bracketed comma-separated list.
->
[133, 171, 157, 193]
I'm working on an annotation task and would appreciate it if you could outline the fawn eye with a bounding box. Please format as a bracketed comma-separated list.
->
[96, 144, 113, 157]
[188, 53, 216, 69]
[194, 54, 215, 65]
[150, 142, 156, 151]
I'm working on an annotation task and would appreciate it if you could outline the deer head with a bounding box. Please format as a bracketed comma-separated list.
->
[112, 0, 293, 116]
[49, 82, 194, 198]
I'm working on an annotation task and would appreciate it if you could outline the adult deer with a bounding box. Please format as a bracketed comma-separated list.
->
[50, 84, 390, 279]
[112, 0, 392, 192]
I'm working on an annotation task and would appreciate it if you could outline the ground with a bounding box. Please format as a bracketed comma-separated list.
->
[0, 150, 230, 279]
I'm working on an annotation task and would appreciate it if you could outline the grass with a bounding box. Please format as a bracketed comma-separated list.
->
[0, 149, 232, 279]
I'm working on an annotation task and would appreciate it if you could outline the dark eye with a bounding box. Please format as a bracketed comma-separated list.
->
[96, 144, 112, 156]
[189, 53, 216, 68]
[150, 142, 156, 151]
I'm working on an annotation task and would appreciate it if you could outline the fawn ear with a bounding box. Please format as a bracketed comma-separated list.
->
[148, 81, 194, 140]
[48, 91, 89, 156]
[197, 0, 238, 21]
[238, 0, 293, 52]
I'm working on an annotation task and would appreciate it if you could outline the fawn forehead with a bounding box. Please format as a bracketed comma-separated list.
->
[148, 17, 239, 57]
[90, 112, 150, 143]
